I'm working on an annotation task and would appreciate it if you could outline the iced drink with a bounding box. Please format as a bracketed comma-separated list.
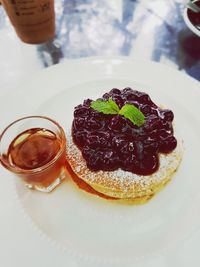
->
[1, 0, 55, 44]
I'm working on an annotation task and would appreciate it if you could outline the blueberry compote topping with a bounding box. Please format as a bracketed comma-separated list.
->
[72, 88, 177, 175]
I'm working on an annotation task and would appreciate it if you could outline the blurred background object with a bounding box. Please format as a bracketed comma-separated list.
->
[184, 0, 200, 37]
[1, 0, 55, 44]
[0, 0, 199, 97]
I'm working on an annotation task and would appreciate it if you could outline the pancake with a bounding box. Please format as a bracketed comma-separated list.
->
[66, 133, 183, 202]
[66, 88, 183, 203]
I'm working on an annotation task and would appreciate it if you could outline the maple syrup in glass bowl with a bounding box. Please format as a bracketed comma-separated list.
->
[0, 116, 67, 193]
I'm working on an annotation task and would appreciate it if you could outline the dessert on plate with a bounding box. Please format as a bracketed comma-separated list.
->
[66, 87, 183, 203]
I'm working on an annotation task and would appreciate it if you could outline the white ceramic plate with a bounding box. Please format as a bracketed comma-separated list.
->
[0, 57, 200, 267]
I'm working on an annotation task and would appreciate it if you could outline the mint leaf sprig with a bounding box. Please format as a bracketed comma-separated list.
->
[119, 103, 145, 127]
[90, 97, 145, 127]
[90, 97, 119, 114]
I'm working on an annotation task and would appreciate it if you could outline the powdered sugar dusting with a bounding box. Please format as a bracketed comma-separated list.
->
[66, 131, 183, 198]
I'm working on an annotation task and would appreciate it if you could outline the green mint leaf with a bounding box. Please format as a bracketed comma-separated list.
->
[108, 97, 120, 113]
[90, 97, 119, 114]
[119, 104, 145, 127]
[90, 97, 145, 127]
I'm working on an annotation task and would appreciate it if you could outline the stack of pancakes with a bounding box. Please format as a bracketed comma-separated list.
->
[66, 134, 183, 203]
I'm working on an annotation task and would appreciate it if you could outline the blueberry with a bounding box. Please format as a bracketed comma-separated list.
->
[140, 104, 152, 116]
[144, 115, 163, 132]
[86, 134, 100, 148]
[86, 150, 118, 171]
[90, 109, 104, 119]
[125, 94, 138, 101]
[74, 106, 90, 117]
[122, 154, 137, 172]
[160, 109, 174, 121]
[158, 136, 177, 153]
[149, 130, 159, 140]
[158, 129, 171, 140]
[120, 141, 136, 154]
[124, 100, 139, 108]
[98, 131, 111, 139]
[82, 146, 95, 159]
[162, 122, 174, 134]
[87, 156, 101, 171]
[83, 99, 92, 107]
[86, 118, 102, 130]
[151, 108, 159, 115]
[100, 150, 119, 171]
[99, 137, 111, 148]
[133, 153, 159, 175]
[138, 93, 151, 104]
[122, 87, 133, 94]
[122, 88, 140, 101]
[73, 117, 85, 130]
[102, 93, 110, 100]
[73, 131, 87, 147]
[108, 115, 126, 131]
[109, 88, 121, 95]
[143, 140, 159, 153]
[112, 135, 131, 149]
[111, 95, 124, 108]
